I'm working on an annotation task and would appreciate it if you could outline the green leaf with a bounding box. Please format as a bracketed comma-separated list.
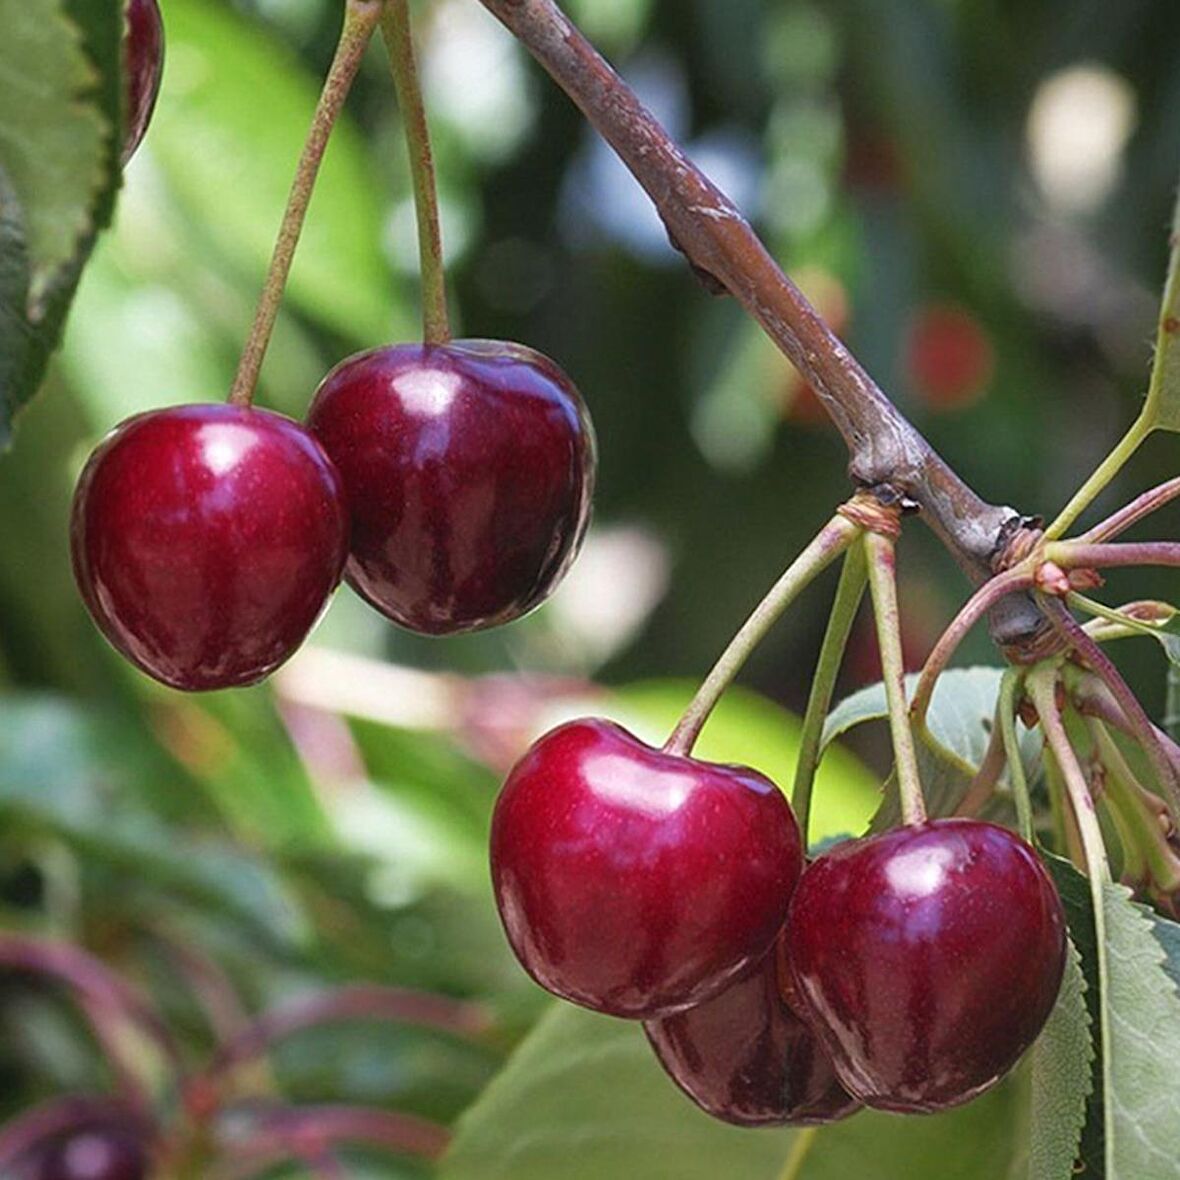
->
[1016, 939, 1093, 1180]
[611, 679, 879, 841]
[1142, 185, 1180, 432]
[1166, 665, 1179, 743]
[151, 0, 408, 349]
[1149, 912, 1180, 993]
[442, 1003, 1023, 1180]
[822, 667, 1039, 827]
[0, 0, 121, 443]
[0, 0, 108, 295]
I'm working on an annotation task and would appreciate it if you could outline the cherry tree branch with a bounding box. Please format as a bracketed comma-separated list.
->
[475, 0, 1047, 648]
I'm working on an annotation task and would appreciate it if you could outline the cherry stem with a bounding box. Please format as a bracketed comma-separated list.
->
[1079, 474, 1180, 543]
[791, 543, 868, 845]
[908, 568, 1038, 731]
[955, 695, 1008, 820]
[864, 530, 927, 826]
[1040, 596, 1180, 823]
[380, 0, 451, 344]
[1046, 539, 1180, 571]
[1029, 668, 1112, 886]
[777, 1127, 821, 1180]
[203, 984, 491, 1085]
[1042, 414, 1153, 541]
[228, 0, 383, 407]
[663, 515, 861, 756]
[998, 669, 1034, 840]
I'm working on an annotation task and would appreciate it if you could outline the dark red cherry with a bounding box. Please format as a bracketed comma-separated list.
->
[71, 404, 348, 691]
[39, 1127, 146, 1180]
[490, 718, 803, 1019]
[785, 819, 1066, 1114]
[307, 340, 595, 635]
[645, 946, 860, 1127]
[123, 0, 164, 164]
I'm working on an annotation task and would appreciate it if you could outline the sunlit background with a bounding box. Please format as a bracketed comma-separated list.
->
[2, 0, 1179, 1172]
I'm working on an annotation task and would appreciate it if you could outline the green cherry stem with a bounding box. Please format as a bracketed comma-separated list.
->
[381, 0, 451, 345]
[791, 542, 868, 844]
[998, 668, 1034, 841]
[864, 530, 927, 826]
[229, 0, 384, 407]
[663, 514, 861, 757]
[777, 1127, 820, 1180]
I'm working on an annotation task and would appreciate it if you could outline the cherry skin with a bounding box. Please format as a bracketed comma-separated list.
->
[123, 0, 164, 164]
[39, 1127, 146, 1180]
[645, 943, 860, 1127]
[490, 718, 804, 1019]
[307, 340, 595, 635]
[71, 404, 348, 691]
[784, 819, 1066, 1114]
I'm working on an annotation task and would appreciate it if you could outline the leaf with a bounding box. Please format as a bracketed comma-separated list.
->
[442, 1003, 1023, 1180]
[1142, 184, 1180, 432]
[151, 0, 408, 349]
[1166, 665, 1179, 743]
[611, 679, 880, 841]
[1149, 912, 1180, 993]
[822, 667, 1039, 827]
[0, 0, 108, 295]
[0, 0, 121, 442]
[1017, 939, 1093, 1180]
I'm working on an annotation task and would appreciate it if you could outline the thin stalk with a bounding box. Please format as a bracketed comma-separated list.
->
[380, 0, 451, 343]
[1042, 414, 1152, 540]
[228, 0, 383, 406]
[865, 531, 927, 826]
[1068, 593, 1177, 641]
[908, 568, 1037, 729]
[998, 669, 1034, 841]
[777, 1127, 820, 1180]
[791, 544, 868, 844]
[1047, 539, 1180, 571]
[955, 712, 1007, 819]
[1080, 474, 1180, 543]
[1028, 665, 1114, 1175]
[664, 515, 861, 756]
[1040, 596, 1180, 822]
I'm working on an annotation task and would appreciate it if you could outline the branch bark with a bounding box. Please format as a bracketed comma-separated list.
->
[476, 0, 1048, 647]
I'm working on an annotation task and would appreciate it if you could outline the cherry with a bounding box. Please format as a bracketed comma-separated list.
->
[645, 944, 859, 1127]
[307, 340, 595, 635]
[490, 718, 803, 1019]
[122, 0, 164, 164]
[39, 1127, 146, 1180]
[71, 404, 348, 691]
[784, 819, 1066, 1114]
[905, 303, 994, 411]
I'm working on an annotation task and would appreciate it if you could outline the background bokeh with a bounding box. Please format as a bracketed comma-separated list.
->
[1, 0, 1178, 1173]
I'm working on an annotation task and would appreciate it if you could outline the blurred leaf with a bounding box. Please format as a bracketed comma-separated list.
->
[610, 679, 879, 841]
[151, 0, 407, 350]
[442, 1003, 1022, 1180]
[1142, 185, 1180, 432]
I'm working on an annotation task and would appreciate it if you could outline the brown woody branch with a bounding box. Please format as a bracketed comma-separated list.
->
[476, 0, 1048, 649]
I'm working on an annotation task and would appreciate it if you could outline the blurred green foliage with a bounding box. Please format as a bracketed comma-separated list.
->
[2, 0, 1180, 1174]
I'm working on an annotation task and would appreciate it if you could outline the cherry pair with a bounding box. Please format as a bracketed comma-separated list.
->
[490, 717, 1067, 1123]
[71, 342, 595, 690]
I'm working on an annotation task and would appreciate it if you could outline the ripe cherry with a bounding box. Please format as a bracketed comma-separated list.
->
[784, 819, 1066, 1114]
[490, 718, 803, 1019]
[307, 340, 595, 635]
[905, 303, 994, 411]
[123, 0, 164, 164]
[71, 404, 348, 691]
[39, 1127, 146, 1180]
[645, 944, 859, 1127]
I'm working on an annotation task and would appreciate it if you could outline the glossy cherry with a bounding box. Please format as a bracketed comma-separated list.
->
[39, 1127, 146, 1180]
[645, 943, 859, 1127]
[71, 404, 348, 691]
[123, 0, 164, 164]
[307, 340, 595, 635]
[785, 819, 1066, 1114]
[490, 718, 803, 1019]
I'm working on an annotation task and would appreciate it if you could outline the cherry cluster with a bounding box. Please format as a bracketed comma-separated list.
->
[72, 4, 595, 692]
[491, 719, 1067, 1125]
